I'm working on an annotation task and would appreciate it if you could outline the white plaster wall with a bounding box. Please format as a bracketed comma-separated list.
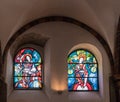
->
[5, 22, 111, 102]
[68, 44, 103, 102]
[6, 44, 49, 102]
[5, 49, 13, 97]
[44, 39, 52, 99]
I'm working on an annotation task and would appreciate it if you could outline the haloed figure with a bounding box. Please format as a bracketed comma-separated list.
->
[73, 55, 92, 90]
[21, 54, 36, 76]
[14, 48, 42, 89]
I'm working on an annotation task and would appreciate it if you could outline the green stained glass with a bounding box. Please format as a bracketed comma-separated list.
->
[68, 49, 99, 91]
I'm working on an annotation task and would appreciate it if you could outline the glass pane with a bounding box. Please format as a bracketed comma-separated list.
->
[68, 64, 76, 77]
[15, 48, 41, 63]
[14, 76, 42, 89]
[86, 51, 97, 63]
[67, 50, 97, 63]
[68, 49, 99, 91]
[88, 77, 99, 90]
[68, 64, 98, 78]
[14, 63, 42, 77]
[68, 77, 98, 91]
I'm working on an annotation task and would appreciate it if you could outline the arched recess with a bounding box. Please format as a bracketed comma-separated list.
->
[2, 16, 114, 75]
[67, 43, 106, 101]
[5, 32, 48, 96]
[13, 47, 43, 89]
[67, 49, 99, 91]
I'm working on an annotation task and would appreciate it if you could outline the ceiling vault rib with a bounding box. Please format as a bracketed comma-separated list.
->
[2, 16, 114, 75]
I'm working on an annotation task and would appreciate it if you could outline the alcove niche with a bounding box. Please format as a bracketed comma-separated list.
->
[5, 21, 111, 102]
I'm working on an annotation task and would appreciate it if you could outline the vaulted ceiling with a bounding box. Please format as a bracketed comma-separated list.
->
[0, 0, 120, 50]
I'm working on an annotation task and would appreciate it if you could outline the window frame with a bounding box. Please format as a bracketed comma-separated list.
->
[67, 49, 99, 92]
[13, 47, 43, 90]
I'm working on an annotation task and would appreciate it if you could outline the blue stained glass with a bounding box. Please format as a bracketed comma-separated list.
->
[15, 48, 41, 63]
[13, 48, 42, 89]
[67, 49, 99, 91]
[68, 78, 94, 91]
[67, 50, 97, 63]
[14, 63, 42, 76]
[14, 77, 42, 89]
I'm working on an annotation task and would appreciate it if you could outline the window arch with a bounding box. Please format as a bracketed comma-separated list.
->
[13, 47, 43, 89]
[67, 49, 99, 91]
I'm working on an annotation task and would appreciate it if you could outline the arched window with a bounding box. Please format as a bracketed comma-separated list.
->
[13, 48, 43, 89]
[67, 49, 99, 91]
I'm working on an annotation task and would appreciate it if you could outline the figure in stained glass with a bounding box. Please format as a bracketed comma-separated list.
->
[68, 49, 98, 91]
[14, 48, 42, 89]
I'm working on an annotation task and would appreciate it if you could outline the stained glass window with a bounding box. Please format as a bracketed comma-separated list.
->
[13, 48, 42, 89]
[67, 49, 99, 91]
